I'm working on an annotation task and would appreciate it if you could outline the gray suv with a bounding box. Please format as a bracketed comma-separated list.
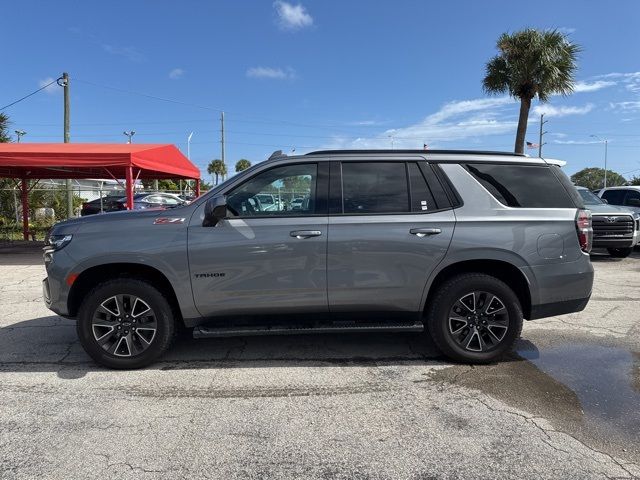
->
[42, 150, 594, 368]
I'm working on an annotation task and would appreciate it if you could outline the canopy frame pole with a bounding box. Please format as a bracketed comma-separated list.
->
[21, 177, 29, 241]
[102, 168, 126, 189]
[195, 179, 200, 197]
[125, 166, 134, 211]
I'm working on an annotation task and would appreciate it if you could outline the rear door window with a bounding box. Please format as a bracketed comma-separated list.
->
[463, 163, 577, 208]
[342, 162, 409, 214]
[624, 189, 640, 207]
[601, 189, 626, 205]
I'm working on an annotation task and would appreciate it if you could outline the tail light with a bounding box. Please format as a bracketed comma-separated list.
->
[575, 209, 593, 253]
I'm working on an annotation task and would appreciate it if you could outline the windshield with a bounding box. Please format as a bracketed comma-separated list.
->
[577, 189, 604, 205]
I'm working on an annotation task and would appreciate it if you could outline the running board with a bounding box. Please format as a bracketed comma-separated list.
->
[193, 322, 424, 339]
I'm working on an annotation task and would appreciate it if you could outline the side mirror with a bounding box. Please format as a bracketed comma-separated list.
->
[627, 198, 640, 207]
[601, 198, 609, 204]
[203, 195, 228, 227]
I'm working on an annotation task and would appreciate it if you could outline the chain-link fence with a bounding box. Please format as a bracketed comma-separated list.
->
[0, 180, 199, 240]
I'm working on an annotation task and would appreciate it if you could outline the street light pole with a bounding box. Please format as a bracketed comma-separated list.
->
[185, 132, 194, 196]
[123, 130, 136, 144]
[14, 130, 26, 143]
[187, 132, 193, 160]
[591, 134, 609, 188]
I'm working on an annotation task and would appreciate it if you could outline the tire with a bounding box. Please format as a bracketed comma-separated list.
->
[77, 278, 176, 369]
[426, 273, 523, 364]
[607, 247, 633, 258]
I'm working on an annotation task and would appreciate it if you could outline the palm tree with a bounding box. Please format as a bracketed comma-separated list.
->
[207, 159, 227, 185]
[0, 113, 11, 143]
[235, 159, 252, 172]
[483, 29, 580, 154]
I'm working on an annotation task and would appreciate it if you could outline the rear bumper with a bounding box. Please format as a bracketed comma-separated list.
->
[521, 254, 594, 320]
[528, 296, 591, 320]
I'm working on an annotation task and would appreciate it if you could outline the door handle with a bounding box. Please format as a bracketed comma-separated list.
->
[290, 230, 322, 239]
[410, 228, 442, 237]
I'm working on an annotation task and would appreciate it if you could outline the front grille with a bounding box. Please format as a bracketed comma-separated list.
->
[592, 215, 634, 238]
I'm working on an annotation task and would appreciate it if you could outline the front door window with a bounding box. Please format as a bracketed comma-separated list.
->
[227, 164, 318, 216]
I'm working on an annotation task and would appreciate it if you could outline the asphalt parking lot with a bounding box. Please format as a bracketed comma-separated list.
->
[0, 243, 638, 480]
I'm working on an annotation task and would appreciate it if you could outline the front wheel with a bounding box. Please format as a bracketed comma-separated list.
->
[607, 247, 633, 258]
[426, 273, 523, 363]
[77, 278, 176, 369]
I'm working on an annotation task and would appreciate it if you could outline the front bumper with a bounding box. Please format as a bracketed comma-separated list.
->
[593, 237, 636, 249]
[42, 249, 75, 317]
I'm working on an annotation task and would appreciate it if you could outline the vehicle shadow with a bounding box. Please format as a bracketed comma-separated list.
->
[590, 248, 640, 262]
[0, 316, 449, 379]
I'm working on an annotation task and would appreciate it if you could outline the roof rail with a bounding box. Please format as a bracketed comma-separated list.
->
[304, 149, 525, 157]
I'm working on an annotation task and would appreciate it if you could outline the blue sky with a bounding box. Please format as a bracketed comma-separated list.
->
[3, 0, 640, 180]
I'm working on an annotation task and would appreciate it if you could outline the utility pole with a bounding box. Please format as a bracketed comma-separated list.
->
[60, 72, 73, 219]
[220, 112, 226, 181]
[538, 114, 548, 158]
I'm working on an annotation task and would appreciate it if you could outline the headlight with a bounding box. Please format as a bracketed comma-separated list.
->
[45, 234, 73, 251]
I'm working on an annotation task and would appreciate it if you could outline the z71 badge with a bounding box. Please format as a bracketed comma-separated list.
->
[153, 217, 186, 225]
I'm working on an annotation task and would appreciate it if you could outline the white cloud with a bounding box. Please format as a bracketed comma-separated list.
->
[574, 80, 616, 93]
[322, 96, 601, 151]
[346, 120, 386, 126]
[552, 139, 601, 145]
[597, 71, 640, 93]
[556, 27, 576, 34]
[102, 44, 145, 62]
[246, 66, 295, 80]
[169, 68, 184, 80]
[274, 1, 313, 30]
[325, 96, 519, 150]
[39, 77, 59, 94]
[532, 103, 594, 117]
[610, 101, 640, 111]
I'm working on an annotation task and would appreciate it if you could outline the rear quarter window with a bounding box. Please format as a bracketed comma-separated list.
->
[464, 163, 579, 208]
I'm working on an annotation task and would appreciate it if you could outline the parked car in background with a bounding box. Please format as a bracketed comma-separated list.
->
[290, 197, 305, 210]
[80, 193, 126, 216]
[178, 194, 196, 204]
[255, 193, 279, 211]
[43, 149, 594, 369]
[576, 186, 639, 257]
[81, 193, 187, 216]
[597, 186, 640, 214]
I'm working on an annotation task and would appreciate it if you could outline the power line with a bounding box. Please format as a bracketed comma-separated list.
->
[74, 79, 223, 112]
[0, 78, 58, 111]
[73, 78, 403, 131]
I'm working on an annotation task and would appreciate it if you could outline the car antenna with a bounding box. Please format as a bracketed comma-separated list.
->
[268, 150, 286, 160]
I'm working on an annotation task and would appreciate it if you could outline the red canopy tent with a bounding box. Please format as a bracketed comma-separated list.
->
[0, 143, 201, 240]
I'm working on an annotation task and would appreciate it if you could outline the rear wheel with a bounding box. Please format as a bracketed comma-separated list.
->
[426, 273, 523, 363]
[607, 247, 632, 258]
[77, 278, 176, 369]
